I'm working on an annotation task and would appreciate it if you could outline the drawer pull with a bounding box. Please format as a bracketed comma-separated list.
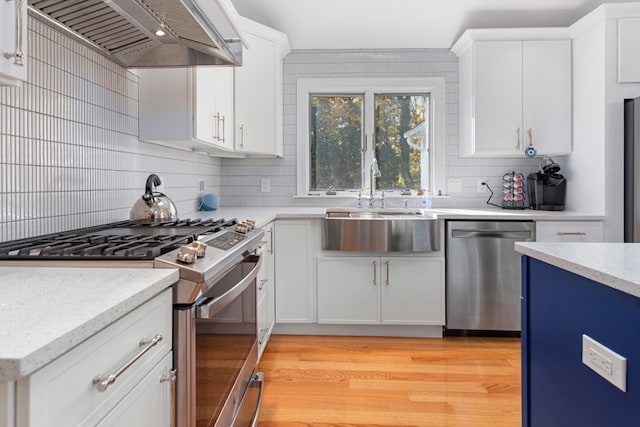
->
[92, 333, 163, 392]
[557, 232, 587, 236]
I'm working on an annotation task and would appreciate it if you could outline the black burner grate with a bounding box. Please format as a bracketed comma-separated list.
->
[0, 218, 238, 261]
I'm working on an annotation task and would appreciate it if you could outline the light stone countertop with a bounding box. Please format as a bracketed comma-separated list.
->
[0, 267, 178, 381]
[515, 242, 640, 298]
[185, 206, 604, 228]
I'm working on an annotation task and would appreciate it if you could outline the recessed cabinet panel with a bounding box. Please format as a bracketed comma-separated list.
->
[523, 40, 572, 155]
[618, 18, 640, 83]
[474, 41, 523, 156]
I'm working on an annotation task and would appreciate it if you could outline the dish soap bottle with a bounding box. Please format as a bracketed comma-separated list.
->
[421, 193, 432, 209]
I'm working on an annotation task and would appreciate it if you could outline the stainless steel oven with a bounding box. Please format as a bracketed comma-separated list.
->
[170, 252, 263, 427]
[0, 217, 266, 427]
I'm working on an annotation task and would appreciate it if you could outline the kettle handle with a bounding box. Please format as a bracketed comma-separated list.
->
[143, 174, 162, 206]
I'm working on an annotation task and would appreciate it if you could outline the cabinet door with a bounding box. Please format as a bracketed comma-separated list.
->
[234, 30, 278, 155]
[194, 67, 218, 146]
[474, 41, 523, 156]
[138, 68, 233, 153]
[317, 257, 380, 324]
[618, 18, 640, 83]
[381, 257, 445, 325]
[275, 220, 318, 323]
[96, 352, 173, 427]
[195, 67, 234, 150]
[522, 40, 572, 156]
[0, 0, 27, 85]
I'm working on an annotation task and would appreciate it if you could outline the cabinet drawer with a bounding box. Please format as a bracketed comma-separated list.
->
[536, 221, 603, 242]
[18, 289, 172, 427]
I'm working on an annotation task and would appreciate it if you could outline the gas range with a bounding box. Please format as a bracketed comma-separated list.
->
[0, 218, 245, 262]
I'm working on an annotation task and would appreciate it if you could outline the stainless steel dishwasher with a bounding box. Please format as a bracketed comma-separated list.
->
[445, 220, 535, 335]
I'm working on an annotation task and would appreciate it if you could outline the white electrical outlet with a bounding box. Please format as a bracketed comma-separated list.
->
[582, 334, 627, 392]
[477, 178, 487, 193]
[260, 178, 270, 193]
[199, 179, 205, 193]
[447, 179, 462, 193]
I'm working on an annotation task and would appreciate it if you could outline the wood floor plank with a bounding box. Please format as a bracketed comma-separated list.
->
[257, 335, 521, 427]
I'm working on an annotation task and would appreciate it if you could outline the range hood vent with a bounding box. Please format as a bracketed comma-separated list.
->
[28, 0, 243, 67]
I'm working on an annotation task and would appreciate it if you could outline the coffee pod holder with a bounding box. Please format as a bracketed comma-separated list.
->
[501, 171, 526, 209]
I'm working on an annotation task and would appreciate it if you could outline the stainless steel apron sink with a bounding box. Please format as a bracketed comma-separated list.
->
[323, 208, 439, 252]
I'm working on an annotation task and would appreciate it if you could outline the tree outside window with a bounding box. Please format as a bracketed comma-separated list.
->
[309, 92, 429, 192]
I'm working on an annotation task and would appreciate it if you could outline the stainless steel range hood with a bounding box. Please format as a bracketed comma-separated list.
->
[27, 0, 244, 67]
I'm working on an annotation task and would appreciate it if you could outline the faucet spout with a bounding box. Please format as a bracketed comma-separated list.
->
[369, 158, 382, 203]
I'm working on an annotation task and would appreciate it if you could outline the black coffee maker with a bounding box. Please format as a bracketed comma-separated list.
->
[527, 157, 567, 211]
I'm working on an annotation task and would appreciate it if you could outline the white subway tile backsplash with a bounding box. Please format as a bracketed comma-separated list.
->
[0, 18, 222, 241]
[221, 48, 534, 208]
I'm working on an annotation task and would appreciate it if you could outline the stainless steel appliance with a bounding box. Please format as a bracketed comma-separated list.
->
[0, 218, 265, 427]
[27, 0, 244, 67]
[624, 98, 640, 242]
[445, 220, 535, 335]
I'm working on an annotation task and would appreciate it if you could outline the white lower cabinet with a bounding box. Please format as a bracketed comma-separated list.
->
[96, 352, 173, 427]
[15, 289, 173, 427]
[274, 219, 321, 323]
[317, 256, 445, 325]
[535, 221, 604, 242]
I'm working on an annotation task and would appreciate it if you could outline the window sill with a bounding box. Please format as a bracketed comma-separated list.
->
[294, 193, 451, 199]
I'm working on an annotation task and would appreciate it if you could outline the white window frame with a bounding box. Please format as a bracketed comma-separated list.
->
[296, 77, 446, 197]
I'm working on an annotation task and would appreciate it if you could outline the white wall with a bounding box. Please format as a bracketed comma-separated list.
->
[221, 49, 540, 208]
[0, 19, 223, 241]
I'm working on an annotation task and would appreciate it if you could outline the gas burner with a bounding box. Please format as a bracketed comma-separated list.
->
[0, 218, 241, 261]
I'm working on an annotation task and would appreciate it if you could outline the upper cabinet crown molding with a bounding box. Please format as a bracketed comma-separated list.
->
[451, 27, 571, 56]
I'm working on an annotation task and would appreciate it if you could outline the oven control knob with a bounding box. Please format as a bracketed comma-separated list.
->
[176, 245, 198, 264]
[191, 241, 207, 258]
[236, 223, 249, 235]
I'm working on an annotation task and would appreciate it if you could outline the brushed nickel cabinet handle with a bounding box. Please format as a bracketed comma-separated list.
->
[220, 115, 225, 143]
[515, 128, 520, 149]
[557, 232, 587, 236]
[373, 260, 377, 285]
[385, 261, 390, 286]
[92, 333, 163, 392]
[213, 113, 221, 141]
[267, 228, 273, 254]
[4, 0, 25, 66]
[239, 124, 245, 148]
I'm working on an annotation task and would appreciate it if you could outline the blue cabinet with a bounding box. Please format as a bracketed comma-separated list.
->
[522, 257, 640, 427]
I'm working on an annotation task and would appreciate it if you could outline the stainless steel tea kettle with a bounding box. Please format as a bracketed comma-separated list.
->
[130, 174, 178, 223]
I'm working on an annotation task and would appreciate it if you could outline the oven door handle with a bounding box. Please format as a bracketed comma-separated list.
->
[196, 254, 262, 319]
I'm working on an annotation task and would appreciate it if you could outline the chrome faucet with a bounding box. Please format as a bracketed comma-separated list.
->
[369, 158, 382, 207]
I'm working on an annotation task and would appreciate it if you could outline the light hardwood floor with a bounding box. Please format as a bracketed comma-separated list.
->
[257, 335, 521, 427]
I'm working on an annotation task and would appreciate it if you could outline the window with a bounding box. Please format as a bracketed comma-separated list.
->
[297, 78, 446, 197]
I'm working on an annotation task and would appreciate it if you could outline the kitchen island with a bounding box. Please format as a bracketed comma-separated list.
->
[516, 242, 640, 427]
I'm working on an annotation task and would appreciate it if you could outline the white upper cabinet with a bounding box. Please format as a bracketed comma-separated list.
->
[0, 0, 27, 85]
[618, 18, 640, 83]
[452, 29, 572, 158]
[234, 17, 290, 157]
[138, 67, 235, 155]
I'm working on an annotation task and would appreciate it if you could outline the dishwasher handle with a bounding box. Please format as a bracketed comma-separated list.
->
[451, 229, 533, 240]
